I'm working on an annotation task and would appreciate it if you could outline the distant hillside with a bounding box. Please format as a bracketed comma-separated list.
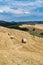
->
[0, 20, 43, 27]
[0, 20, 17, 27]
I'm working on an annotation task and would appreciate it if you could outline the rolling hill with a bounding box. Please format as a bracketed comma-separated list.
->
[0, 24, 43, 65]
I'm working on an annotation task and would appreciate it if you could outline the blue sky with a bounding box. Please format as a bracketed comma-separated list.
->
[0, 0, 43, 22]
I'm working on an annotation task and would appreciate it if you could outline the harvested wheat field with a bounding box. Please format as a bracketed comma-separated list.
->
[0, 25, 43, 65]
[19, 24, 43, 34]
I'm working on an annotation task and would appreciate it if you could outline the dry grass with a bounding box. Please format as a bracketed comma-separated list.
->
[0, 25, 43, 65]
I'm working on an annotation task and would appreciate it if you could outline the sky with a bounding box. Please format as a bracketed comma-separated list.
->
[0, 0, 43, 22]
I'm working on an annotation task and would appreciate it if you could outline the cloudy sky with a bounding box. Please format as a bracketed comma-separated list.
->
[0, 0, 43, 22]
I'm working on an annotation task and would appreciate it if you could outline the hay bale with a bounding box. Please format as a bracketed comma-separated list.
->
[10, 36, 14, 39]
[8, 33, 11, 35]
[22, 38, 27, 43]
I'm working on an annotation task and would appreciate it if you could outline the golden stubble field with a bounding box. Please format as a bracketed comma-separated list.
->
[0, 24, 43, 65]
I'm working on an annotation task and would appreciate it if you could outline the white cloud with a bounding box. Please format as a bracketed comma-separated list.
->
[0, 9, 3, 13]
[0, 0, 43, 16]
[9, 0, 43, 7]
[0, 6, 30, 15]
[0, 0, 43, 21]
[24, 11, 30, 14]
